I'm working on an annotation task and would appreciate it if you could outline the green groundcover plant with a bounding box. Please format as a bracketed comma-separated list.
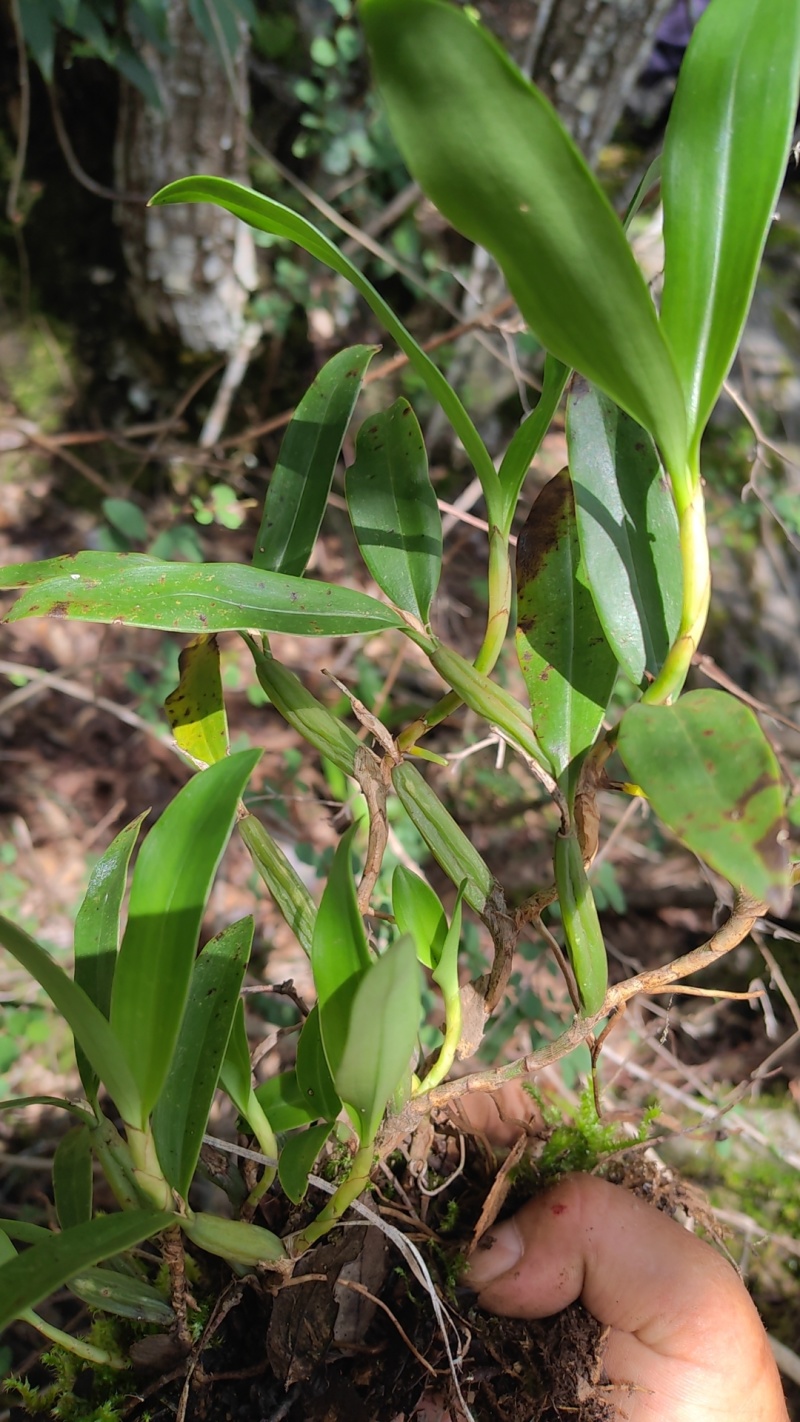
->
[1, 0, 798, 1370]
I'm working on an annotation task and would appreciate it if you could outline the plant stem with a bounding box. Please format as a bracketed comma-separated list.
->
[415, 987, 462, 1093]
[125, 1124, 173, 1211]
[289, 1140, 376, 1252]
[642, 475, 710, 706]
[243, 1095, 278, 1207]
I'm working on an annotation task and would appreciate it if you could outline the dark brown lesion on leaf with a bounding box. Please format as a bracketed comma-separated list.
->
[733, 770, 780, 815]
[753, 819, 791, 876]
[516, 469, 574, 624]
[49, 602, 68, 617]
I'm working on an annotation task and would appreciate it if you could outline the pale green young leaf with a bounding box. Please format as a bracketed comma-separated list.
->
[73, 812, 147, 1101]
[152, 917, 253, 1198]
[0, 917, 141, 1125]
[255, 1069, 320, 1132]
[391, 866, 446, 970]
[346, 399, 442, 623]
[660, 0, 800, 455]
[110, 750, 261, 1126]
[498, 356, 569, 533]
[255, 346, 378, 575]
[431, 880, 466, 999]
[359, 0, 686, 476]
[334, 934, 420, 1143]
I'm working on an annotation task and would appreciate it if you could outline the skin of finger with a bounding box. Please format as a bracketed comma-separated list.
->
[449, 1082, 538, 1148]
[471, 1174, 788, 1421]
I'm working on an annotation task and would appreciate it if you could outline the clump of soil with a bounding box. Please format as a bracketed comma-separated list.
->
[4, 1113, 704, 1422]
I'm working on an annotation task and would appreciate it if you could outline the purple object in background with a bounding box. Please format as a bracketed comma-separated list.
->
[643, 0, 711, 80]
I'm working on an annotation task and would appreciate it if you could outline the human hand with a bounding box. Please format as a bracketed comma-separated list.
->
[466, 1162, 788, 1421]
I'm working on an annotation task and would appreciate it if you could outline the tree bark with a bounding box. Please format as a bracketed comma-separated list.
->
[477, 0, 675, 160]
[114, 0, 256, 353]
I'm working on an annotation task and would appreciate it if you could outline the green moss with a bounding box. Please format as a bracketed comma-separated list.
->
[0, 320, 82, 433]
[527, 1081, 658, 1180]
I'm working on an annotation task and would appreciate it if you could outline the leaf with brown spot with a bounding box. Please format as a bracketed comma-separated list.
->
[164, 634, 229, 768]
[515, 469, 616, 800]
[618, 690, 790, 912]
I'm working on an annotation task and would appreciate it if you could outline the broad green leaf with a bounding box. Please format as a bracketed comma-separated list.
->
[360, 0, 686, 477]
[1, 557, 405, 637]
[311, 827, 372, 1080]
[110, 750, 261, 1126]
[73, 812, 146, 1101]
[152, 917, 253, 1198]
[238, 813, 316, 956]
[515, 470, 616, 797]
[67, 1266, 174, 1324]
[0, 1211, 173, 1334]
[255, 1069, 320, 1133]
[0, 550, 156, 589]
[295, 1005, 343, 1123]
[498, 355, 569, 533]
[149, 176, 499, 511]
[0, 918, 140, 1125]
[255, 346, 378, 575]
[53, 1126, 93, 1231]
[165, 634, 229, 768]
[392, 866, 446, 971]
[432, 880, 466, 999]
[566, 379, 682, 687]
[618, 690, 791, 912]
[334, 934, 420, 1142]
[346, 399, 442, 623]
[278, 1123, 333, 1204]
[660, 0, 800, 455]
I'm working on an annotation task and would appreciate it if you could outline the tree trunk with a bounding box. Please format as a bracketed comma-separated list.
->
[477, 0, 675, 160]
[114, 0, 256, 353]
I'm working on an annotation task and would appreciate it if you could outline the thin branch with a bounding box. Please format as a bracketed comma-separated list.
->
[7, 0, 30, 226]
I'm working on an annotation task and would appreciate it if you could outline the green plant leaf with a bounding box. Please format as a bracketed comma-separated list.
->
[0, 918, 141, 1125]
[238, 813, 316, 956]
[311, 827, 372, 1081]
[152, 917, 253, 1198]
[278, 1123, 333, 1204]
[392, 866, 446, 970]
[295, 1005, 343, 1123]
[498, 355, 569, 532]
[359, 0, 686, 476]
[53, 1125, 93, 1231]
[0, 1211, 173, 1335]
[255, 1069, 320, 1133]
[254, 345, 378, 575]
[149, 175, 499, 512]
[553, 829, 608, 1015]
[617, 690, 791, 912]
[660, 0, 800, 454]
[0, 551, 156, 588]
[67, 1266, 174, 1324]
[218, 1000, 279, 1163]
[164, 634, 229, 768]
[110, 749, 261, 1126]
[566, 379, 682, 687]
[515, 470, 617, 796]
[73, 812, 147, 1101]
[346, 398, 442, 623]
[334, 934, 420, 1142]
[1, 558, 405, 637]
